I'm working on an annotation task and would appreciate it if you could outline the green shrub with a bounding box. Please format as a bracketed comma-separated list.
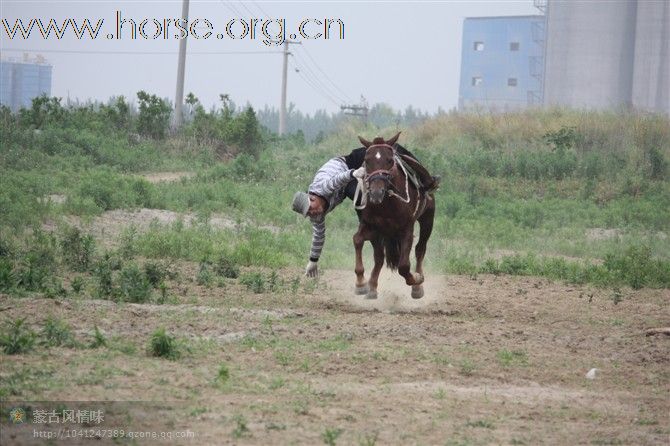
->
[92, 254, 117, 298]
[143, 260, 175, 288]
[322, 427, 343, 446]
[217, 363, 230, 384]
[148, 327, 180, 360]
[41, 316, 75, 347]
[214, 255, 239, 279]
[60, 226, 95, 272]
[196, 260, 214, 288]
[240, 272, 265, 294]
[603, 245, 669, 289]
[70, 276, 84, 294]
[136, 91, 171, 139]
[89, 326, 108, 348]
[118, 263, 152, 303]
[0, 258, 16, 292]
[0, 319, 36, 355]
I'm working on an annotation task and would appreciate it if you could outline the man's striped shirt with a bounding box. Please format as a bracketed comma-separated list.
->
[307, 157, 353, 261]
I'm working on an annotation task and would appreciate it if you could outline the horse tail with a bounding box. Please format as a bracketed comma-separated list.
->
[384, 237, 401, 271]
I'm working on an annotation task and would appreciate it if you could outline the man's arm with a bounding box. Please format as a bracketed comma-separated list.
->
[320, 167, 354, 197]
[309, 215, 326, 262]
[306, 215, 325, 277]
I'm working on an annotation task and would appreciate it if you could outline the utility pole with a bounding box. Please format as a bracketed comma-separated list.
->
[340, 102, 369, 126]
[173, 0, 190, 129]
[279, 40, 301, 136]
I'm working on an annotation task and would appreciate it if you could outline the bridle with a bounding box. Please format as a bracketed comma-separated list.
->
[354, 142, 426, 218]
[364, 143, 396, 186]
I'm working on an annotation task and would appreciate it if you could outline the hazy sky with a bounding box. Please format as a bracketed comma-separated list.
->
[1, 1, 538, 114]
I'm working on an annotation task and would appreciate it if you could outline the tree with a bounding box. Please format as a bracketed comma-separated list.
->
[136, 91, 171, 139]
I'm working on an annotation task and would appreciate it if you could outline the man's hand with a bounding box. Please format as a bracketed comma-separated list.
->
[352, 166, 366, 179]
[305, 260, 319, 278]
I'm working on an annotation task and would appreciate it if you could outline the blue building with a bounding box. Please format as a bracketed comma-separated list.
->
[458, 15, 545, 111]
[0, 56, 52, 112]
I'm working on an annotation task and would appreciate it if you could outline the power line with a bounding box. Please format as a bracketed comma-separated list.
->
[220, 0, 245, 18]
[291, 51, 347, 105]
[298, 45, 353, 104]
[290, 57, 341, 107]
[250, 1, 271, 18]
[237, 1, 259, 19]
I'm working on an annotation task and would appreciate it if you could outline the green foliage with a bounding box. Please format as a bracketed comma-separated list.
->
[148, 327, 180, 360]
[185, 96, 263, 158]
[197, 260, 214, 287]
[239, 271, 265, 293]
[19, 95, 64, 129]
[459, 359, 475, 376]
[59, 226, 95, 272]
[232, 415, 250, 438]
[0, 258, 16, 292]
[92, 253, 117, 298]
[143, 260, 174, 288]
[603, 245, 669, 289]
[41, 316, 75, 347]
[89, 326, 107, 348]
[73, 170, 155, 212]
[213, 254, 240, 279]
[322, 427, 343, 445]
[544, 126, 577, 153]
[497, 349, 528, 367]
[0, 318, 36, 355]
[118, 262, 152, 303]
[217, 363, 230, 384]
[15, 231, 58, 292]
[136, 90, 171, 139]
[70, 276, 85, 294]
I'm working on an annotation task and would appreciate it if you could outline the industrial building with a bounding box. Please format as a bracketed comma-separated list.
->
[0, 54, 52, 112]
[459, 0, 669, 115]
[458, 15, 545, 110]
[544, 0, 669, 114]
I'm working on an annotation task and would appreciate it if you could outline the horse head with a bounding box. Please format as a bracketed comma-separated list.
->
[358, 132, 401, 204]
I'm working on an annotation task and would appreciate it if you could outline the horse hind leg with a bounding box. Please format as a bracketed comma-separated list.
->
[412, 199, 435, 299]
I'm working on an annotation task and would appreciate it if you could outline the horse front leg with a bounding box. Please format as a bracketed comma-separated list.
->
[397, 227, 423, 287]
[353, 224, 371, 295]
[366, 236, 385, 299]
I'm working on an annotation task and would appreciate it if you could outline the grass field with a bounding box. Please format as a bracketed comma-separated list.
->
[1, 104, 669, 444]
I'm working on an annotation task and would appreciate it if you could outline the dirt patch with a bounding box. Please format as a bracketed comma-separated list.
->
[1, 264, 668, 445]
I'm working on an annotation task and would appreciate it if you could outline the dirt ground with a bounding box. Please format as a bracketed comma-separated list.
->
[1, 260, 668, 445]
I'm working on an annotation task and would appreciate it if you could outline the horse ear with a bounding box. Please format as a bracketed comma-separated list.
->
[387, 131, 401, 146]
[358, 136, 372, 148]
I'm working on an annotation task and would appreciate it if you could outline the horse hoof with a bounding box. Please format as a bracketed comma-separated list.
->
[411, 285, 424, 299]
[366, 290, 378, 300]
[355, 285, 369, 295]
[413, 273, 425, 285]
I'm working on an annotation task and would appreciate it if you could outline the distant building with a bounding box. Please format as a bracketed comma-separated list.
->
[0, 54, 52, 112]
[458, 15, 545, 111]
[544, 0, 669, 114]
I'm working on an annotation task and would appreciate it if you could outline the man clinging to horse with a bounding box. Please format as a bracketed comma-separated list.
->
[291, 132, 439, 278]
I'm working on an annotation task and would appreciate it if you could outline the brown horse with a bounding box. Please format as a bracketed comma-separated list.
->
[353, 133, 436, 299]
